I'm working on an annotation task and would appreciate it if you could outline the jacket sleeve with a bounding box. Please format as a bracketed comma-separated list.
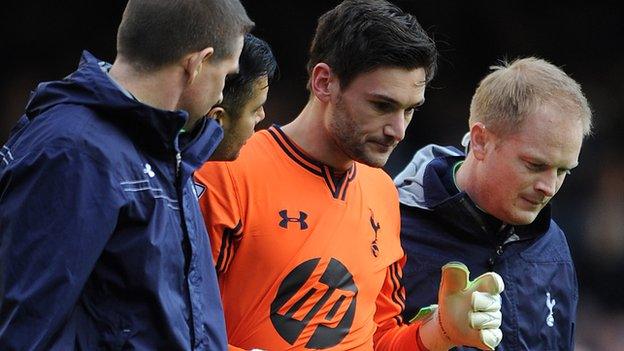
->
[0, 146, 123, 349]
[194, 161, 244, 275]
[569, 261, 579, 350]
[373, 255, 429, 351]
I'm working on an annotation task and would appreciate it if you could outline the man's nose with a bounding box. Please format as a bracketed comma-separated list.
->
[535, 171, 558, 197]
[383, 112, 407, 142]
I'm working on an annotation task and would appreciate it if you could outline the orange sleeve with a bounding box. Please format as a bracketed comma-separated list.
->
[373, 256, 429, 351]
[194, 161, 244, 274]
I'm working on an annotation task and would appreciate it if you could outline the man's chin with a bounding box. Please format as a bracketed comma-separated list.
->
[339, 142, 393, 168]
[505, 209, 540, 226]
[353, 153, 390, 168]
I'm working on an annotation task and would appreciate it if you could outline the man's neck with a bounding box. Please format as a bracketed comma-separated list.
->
[454, 156, 472, 193]
[455, 157, 502, 224]
[109, 58, 185, 112]
[281, 99, 354, 172]
[455, 156, 485, 208]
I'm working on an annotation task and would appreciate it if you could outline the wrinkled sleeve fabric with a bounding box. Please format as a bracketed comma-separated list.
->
[194, 161, 244, 275]
[569, 262, 579, 350]
[195, 161, 248, 351]
[373, 181, 428, 351]
[373, 255, 428, 351]
[0, 146, 123, 349]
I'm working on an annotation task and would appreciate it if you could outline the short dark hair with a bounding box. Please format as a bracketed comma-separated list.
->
[307, 0, 437, 89]
[219, 34, 278, 118]
[117, 0, 254, 71]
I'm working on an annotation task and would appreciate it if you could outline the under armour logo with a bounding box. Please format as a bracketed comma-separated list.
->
[546, 292, 556, 327]
[370, 209, 381, 257]
[143, 163, 155, 178]
[279, 210, 308, 230]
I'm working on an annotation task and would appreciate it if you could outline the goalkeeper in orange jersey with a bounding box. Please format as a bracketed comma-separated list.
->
[196, 1, 504, 350]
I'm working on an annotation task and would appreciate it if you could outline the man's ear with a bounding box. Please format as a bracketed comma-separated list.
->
[469, 122, 489, 161]
[184, 47, 215, 85]
[310, 63, 338, 103]
[207, 106, 227, 127]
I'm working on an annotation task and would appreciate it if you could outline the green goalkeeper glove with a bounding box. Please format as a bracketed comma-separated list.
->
[418, 262, 504, 350]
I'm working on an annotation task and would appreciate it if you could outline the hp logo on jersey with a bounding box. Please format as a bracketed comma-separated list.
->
[270, 257, 357, 349]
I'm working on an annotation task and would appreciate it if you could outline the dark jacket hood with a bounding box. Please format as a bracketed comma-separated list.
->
[24, 50, 222, 164]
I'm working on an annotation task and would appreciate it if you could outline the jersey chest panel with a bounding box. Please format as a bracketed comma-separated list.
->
[221, 154, 402, 350]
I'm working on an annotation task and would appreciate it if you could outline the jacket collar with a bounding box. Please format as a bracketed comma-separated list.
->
[24, 50, 222, 161]
[396, 144, 552, 240]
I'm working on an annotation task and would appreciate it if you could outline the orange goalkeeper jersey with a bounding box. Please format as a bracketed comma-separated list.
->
[195, 126, 425, 350]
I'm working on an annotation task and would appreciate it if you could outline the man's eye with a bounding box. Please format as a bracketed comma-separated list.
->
[405, 107, 420, 116]
[526, 162, 544, 171]
[373, 102, 392, 112]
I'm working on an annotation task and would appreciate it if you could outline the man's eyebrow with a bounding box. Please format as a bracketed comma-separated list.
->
[523, 156, 579, 170]
[368, 93, 425, 109]
[368, 93, 399, 105]
[562, 163, 579, 171]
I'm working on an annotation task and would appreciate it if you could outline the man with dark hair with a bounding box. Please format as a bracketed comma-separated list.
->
[396, 57, 592, 350]
[195, 1, 504, 350]
[0, 0, 252, 349]
[206, 33, 278, 161]
[117, 0, 252, 71]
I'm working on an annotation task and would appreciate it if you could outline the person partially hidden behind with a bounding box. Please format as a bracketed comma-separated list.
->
[205, 33, 278, 162]
[395, 57, 592, 350]
[195, 1, 505, 350]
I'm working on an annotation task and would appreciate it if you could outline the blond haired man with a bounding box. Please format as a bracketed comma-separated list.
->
[395, 57, 591, 350]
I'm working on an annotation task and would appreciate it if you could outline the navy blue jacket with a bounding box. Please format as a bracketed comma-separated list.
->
[394, 145, 578, 350]
[0, 51, 227, 350]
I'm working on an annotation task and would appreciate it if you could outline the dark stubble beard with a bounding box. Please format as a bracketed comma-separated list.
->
[327, 95, 390, 168]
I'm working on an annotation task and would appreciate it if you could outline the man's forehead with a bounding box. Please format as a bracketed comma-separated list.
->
[505, 129, 582, 167]
[253, 75, 270, 89]
[247, 76, 270, 102]
[353, 67, 426, 101]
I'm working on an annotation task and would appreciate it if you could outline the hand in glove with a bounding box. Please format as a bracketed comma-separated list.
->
[418, 262, 504, 350]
